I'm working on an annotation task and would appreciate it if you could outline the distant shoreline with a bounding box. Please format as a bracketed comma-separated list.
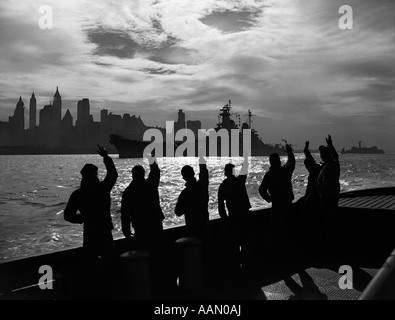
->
[1, 146, 392, 156]
[0, 146, 318, 156]
[0, 145, 117, 156]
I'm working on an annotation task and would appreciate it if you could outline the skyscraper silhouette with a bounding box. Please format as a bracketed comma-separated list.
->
[11, 97, 25, 130]
[62, 109, 73, 128]
[174, 109, 186, 133]
[76, 98, 91, 127]
[29, 92, 36, 129]
[8, 97, 25, 145]
[53, 86, 62, 123]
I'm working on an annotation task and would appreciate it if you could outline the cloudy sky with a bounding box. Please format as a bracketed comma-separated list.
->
[0, 0, 394, 150]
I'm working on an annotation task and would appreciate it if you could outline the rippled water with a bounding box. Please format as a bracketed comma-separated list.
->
[1, 153, 395, 261]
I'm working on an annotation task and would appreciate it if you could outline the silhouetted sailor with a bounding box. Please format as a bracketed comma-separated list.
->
[121, 155, 164, 252]
[175, 155, 209, 239]
[259, 144, 295, 243]
[303, 141, 322, 203]
[294, 141, 322, 247]
[218, 155, 251, 271]
[64, 145, 118, 260]
[296, 142, 321, 221]
[64, 145, 118, 299]
[317, 135, 340, 245]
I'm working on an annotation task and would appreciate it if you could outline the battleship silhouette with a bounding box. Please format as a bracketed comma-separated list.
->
[110, 100, 287, 158]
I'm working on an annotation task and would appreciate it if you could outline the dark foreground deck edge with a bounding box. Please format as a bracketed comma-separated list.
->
[1, 187, 395, 300]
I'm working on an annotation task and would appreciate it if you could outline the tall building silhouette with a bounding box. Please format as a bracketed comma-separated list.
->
[29, 91, 36, 129]
[175, 109, 186, 133]
[9, 97, 25, 131]
[62, 109, 73, 128]
[53, 86, 62, 123]
[8, 97, 25, 145]
[108, 113, 123, 132]
[39, 104, 54, 130]
[101, 109, 108, 123]
[76, 98, 92, 126]
[187, 120, 201, 137]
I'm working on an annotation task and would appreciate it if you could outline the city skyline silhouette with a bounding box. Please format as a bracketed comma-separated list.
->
[0, 0, 394, 151]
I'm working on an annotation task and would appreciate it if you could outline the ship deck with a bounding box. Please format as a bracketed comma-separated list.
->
[1, 187, 395, 300]
[339, 194, 395, 211]
[158, 187, 395, 301]
[155, 233, 393, 301]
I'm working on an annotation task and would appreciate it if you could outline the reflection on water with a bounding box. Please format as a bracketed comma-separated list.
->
[1, 153, 395, 261]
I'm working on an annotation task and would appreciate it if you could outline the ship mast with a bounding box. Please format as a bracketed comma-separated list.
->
[216, 99, 241, 132]
[247, 109, 252, 129]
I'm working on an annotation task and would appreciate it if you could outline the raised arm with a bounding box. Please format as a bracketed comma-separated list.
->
[64, 192, 84, 224]
[326, 135, 339, 162]
[97, 145, 118, 190]
[284, 144, 296, 172]
[146, 155, 160, 188]
[304, 141, 314, 161]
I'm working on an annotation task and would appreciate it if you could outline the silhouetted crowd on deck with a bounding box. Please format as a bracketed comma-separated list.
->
[64, 134, 341, 297]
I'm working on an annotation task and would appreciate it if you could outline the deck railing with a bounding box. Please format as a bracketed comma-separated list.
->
[359, 248, 395, 300]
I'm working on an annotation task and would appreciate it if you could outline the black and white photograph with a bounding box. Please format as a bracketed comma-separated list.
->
[0, 0, 395, 307]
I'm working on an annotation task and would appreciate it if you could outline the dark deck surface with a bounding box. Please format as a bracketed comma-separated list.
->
[158, 245, 390, 301]
[160, 188, 395, 301]
[339, 194, 395, 211]
[1, 187, 395, 300]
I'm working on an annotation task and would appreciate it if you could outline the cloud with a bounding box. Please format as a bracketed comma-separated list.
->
[149, 45, 198, 65]
[0, 0, 394, 150]
[142, 67, 177, 75]
[331, 59, 395, 81]
[200, 9, 263, 33]
[86, 27, 141, 59]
